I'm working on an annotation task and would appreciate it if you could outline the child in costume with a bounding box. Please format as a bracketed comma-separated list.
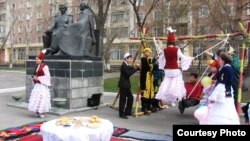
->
[155, 27, 193, 105]
[152, 56, 164, 110]
[140, 48, 156, 114]
[199, 60, 220, 107]
[28, 50, 51, 118]
[118, 53, 139, 119]
[178, 73, 203, 114]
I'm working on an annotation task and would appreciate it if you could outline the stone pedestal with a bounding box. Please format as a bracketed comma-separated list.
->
[26, 56, 103, 109]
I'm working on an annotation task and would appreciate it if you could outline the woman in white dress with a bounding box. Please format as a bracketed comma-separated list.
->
[28, 51, 51, 118]
[155, 27, 193, 105]
[204, 53, 240, 124]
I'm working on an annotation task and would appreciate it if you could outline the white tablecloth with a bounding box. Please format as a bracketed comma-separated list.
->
[41, 117, 113, 141]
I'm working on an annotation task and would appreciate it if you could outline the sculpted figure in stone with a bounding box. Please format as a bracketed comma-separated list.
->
[43, 3, 97, 56]
[43, 4, 73, 55]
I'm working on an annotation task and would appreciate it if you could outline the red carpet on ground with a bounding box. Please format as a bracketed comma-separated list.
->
[18, 134, 129, 141]
[0, 122, 132, 141]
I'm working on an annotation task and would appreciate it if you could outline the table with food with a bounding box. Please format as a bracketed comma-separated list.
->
[40, 115, 113, 141]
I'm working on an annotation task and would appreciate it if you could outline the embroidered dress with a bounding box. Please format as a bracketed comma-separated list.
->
[28, 64, 51, 113]
[203, 64, 240, 125]
[155, 48, 192, 104]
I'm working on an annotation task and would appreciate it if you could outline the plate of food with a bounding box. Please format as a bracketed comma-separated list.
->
[87, 115, 102, 129]
[55, 117, 74, 126]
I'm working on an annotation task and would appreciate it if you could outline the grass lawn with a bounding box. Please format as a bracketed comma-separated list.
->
[104, 75, 250, 103]
[104, 76, 139, 94]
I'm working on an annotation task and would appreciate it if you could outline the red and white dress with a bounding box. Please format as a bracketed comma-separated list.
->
[155, 47, 193, 104]
[28, 63, 51, 113]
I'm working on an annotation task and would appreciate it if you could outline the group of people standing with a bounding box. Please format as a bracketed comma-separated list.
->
[118, 27, 242, 125]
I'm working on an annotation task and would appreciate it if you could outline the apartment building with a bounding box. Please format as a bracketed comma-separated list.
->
[0, 0, 6, 63]
[2, 0, 249, 67]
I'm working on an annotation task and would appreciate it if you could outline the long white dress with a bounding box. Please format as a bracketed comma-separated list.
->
[203, 83, 240, 124]
[155, 48, 193, 104]
[28, 65, 51, 114]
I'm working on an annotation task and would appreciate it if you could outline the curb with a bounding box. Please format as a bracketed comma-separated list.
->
[0, 70, 25, 73]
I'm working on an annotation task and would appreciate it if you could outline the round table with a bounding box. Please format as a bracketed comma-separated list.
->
[41, 117, 113, 141]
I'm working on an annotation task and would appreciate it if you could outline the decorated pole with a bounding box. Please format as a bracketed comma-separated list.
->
[130, 32, 243, 41]
[236, 21, 249, 114]
[134, 27, 148, 117]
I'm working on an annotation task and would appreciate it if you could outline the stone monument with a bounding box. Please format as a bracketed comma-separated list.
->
[26, 3, 103, 110]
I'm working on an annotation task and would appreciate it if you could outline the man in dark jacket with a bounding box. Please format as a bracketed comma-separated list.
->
[118, 53, 139, 119]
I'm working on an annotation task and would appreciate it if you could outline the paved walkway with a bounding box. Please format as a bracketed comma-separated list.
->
[0, 71, 246, 136]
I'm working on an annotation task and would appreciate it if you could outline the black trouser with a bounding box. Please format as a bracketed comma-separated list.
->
[119, 88, 134, 117]
[180, 98, 199, 108]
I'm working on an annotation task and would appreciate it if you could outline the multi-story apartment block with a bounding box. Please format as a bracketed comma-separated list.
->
[0, 0, 6, 63]
[1, 0, 249, 68]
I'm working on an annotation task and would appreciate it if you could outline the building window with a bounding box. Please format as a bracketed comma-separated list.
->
[0, 26, 4, 33]
[18, 37, 22, 44]
[0, 2, 5, 10]
[0, 14, 5, 22]
[111, 11, 128, 23]
[37, 36, 42, 43]
[198, 5, 209, 18]
[26, 1, 31, 8]
[18, 49, 25, 60]
[193, 42, 207, 60]
[49, 9, 53, 16]
[136, 0, 144, 6]
[36, 24, 42, 31]
[112, 0, 127, 6]
[153, 11, 162, 21]
[152, 27, 163, 37]
[12, 49, 16, 61]
[174, 23, 188, 36]
[37, 12, 42, 19]
[110, 27, 128, 37]
[29, 48, 37, 56]
[222, 5, 233, 15]
[129, 48, 140, 60]
[110, 49, 125, 60]
[0, 38, 3, 44]
[138, 12, 144, 23]
[198, 25, 209, 35]
[26, 13, 31, 20]
[18, 26, 22, 33]
[247, 3, 250, 15]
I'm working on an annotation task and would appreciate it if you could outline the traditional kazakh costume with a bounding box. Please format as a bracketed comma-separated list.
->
[28, 52, 51, 114]
[155, 29, 193, 104]
[204, 64, 240, 124]
[140, 48, 156, 113]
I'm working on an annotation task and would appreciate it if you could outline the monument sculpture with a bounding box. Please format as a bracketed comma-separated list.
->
[43, 3, 97, 56]
[26, 3, 103, 111]
[43, 4, 73, 55]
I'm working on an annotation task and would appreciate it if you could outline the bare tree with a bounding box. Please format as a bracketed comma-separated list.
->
[128, 0, 161, 30]
[86, 0, 112, 57]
